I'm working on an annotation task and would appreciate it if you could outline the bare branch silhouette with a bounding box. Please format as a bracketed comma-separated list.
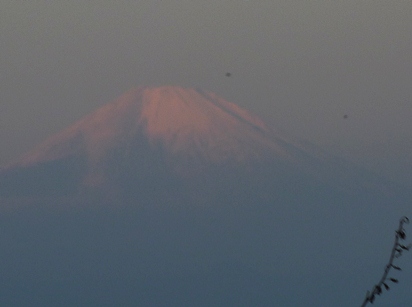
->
[361, 216, 410, 306]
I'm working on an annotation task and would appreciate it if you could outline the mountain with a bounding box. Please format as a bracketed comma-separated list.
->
[0, 86, 410, 306]
[0, 86, 388, 200]
[3, 86, 295, 178]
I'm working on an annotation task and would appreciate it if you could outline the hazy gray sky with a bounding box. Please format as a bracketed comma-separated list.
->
[1, 1, 411, 185]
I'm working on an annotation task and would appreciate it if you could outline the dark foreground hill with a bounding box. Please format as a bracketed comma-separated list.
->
[0, 86, 411, 306]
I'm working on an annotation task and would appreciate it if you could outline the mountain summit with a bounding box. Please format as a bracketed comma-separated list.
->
[0, 86, 390, 199]
[12, 86, 300, 168]
[3, 86, 317, 187]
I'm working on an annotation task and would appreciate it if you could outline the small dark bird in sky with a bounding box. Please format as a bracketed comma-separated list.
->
[225, 72, 231, 77]
[343, 114, 348, 119]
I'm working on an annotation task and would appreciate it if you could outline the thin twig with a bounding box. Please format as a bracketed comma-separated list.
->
[361, 216, 410, 306]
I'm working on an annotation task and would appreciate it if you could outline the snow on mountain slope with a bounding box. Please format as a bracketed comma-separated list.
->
[0, 86, 397, 197]
[5, 86, 314, 176]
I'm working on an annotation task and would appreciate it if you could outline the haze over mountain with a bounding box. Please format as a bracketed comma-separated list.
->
[0, 86, 410, 306]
